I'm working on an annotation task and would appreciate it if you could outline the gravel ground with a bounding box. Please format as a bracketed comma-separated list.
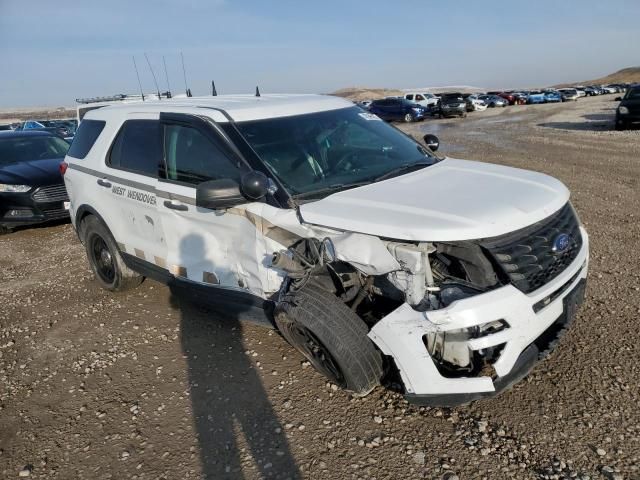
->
[1, 95, 639, 480]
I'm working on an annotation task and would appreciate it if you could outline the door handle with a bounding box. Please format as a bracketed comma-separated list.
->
[164, 200, 188, 211]
[97, 178, 112, 188]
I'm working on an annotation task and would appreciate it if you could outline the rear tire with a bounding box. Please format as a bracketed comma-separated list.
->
[275, 284, 383, 396]
[82, 215, 143, 292]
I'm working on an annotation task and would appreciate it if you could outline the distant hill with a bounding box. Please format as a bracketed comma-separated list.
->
[556, 67, 640, 87]
[331, 87, 405, 102]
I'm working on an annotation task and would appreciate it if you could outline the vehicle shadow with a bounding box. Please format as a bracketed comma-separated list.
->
[169, 233, 301, 479]
[537, 113, 615, 131]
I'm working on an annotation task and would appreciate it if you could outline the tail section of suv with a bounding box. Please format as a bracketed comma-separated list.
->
[63, 94, 588, 406]
[615, 86, 640, 130]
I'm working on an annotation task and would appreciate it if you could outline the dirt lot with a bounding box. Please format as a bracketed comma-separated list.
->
[1, 96, 639, 480]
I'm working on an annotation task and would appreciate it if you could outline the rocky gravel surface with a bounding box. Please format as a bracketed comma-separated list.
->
[1, 95, 639, 479]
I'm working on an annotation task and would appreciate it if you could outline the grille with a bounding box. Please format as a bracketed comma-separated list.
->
[481, 203, 583, 294]
[32, 184, 68, 203]
[41, 208, 69, 219]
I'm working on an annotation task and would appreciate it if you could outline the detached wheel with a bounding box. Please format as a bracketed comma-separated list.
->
[403, 113, 414, 123]
[275, 284, 383, 396]
[82, 215, 143, 291]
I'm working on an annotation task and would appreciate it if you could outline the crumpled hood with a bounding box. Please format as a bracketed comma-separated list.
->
[299, 158, 570, 241]
[0, 158, 64, 186]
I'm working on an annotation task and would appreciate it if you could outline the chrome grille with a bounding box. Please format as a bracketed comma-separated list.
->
[481, 203, 583, 294]
[32, 184, 68, 203]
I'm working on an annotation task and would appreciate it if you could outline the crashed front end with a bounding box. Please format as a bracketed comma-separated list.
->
[276, 202, 588, 405]
[369, 202, 588, 405]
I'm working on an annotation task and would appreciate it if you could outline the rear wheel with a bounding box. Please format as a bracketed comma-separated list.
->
[82, 215, 143, 292]
[275, 284, 383, 396]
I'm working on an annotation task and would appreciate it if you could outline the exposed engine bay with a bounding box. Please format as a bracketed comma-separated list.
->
[271, 233, 507, 378]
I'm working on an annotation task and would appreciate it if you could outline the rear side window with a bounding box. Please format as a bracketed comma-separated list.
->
[163, 124, 240, 185]
[108, 120, 161, 176]
[67, 120, 105, 159]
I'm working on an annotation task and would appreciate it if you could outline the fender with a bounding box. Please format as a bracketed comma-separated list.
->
[74, 204, 111, 244]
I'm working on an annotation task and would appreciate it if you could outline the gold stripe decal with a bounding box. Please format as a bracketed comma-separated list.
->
[227, 208, 301, 246]
[154, 256, 167, 268]
[117, 242, 126, 252]
[171, 265, 188, 277]
[134, 248, 146, 260]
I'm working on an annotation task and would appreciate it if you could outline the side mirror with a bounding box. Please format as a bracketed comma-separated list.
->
[423, 134, 440, 151]
[615, 96, 622, 101]
[196, 179, 246, 210]
[240, 171, 271, 200]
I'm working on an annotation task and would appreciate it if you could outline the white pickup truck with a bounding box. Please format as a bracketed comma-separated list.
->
[61, 94, 588, 406]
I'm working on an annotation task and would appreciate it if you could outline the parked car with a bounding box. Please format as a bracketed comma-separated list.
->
[0, 131, 70, 233]
[615, 86, 640, 130]
[357, 100, 372, 109]
[369, 98, 427, 122]
[498, 92, 518, 105]
[439, 93, 467, 117]
[465, 94, 488, 112]
[479, 94, 508, 108]
[62, 94, 588, 405]
[527, 91, 546, 104]
[404, 92, 440, 108]
[583, 86, 600, 96]
[574, 88, 587, 98]
[19, 119, 75, 139]
[512, 92, 529, 104]
[543, 91, 562, 103]
[558, 89, 579, 102]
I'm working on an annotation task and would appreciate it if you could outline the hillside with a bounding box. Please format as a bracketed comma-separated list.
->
[331, 87, 404, 102]
[556, 67, 640, 87]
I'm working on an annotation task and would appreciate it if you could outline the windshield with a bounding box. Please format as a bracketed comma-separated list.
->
[0, 135, 69, 166]
[233, 106, 438, 198]
[625, 88, 640, 100]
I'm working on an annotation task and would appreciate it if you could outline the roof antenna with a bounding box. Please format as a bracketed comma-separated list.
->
[181, 51, 192, 97]
[132, 56, 145, 101]
[162, 55, 172, 98]
[144, 53, 162, 100]
[255, 85, 261, 97]
[211, 80, 217, 96]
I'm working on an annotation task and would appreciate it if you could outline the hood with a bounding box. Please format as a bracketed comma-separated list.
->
[299, 158, 569, 242]
[0, 158, 64, 186]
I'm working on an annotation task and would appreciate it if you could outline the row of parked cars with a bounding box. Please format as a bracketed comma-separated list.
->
[357, 83, 630, 123]
[0, 118, 77, 141]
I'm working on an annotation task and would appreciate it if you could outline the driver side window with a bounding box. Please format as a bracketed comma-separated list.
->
[163, 124, 241, 185]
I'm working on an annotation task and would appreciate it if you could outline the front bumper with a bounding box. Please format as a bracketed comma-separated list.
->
[0, 186, 69, 227]
[368, 227, 589, 405]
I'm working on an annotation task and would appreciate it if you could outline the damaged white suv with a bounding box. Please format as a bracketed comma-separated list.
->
[62, 94, 588, 405]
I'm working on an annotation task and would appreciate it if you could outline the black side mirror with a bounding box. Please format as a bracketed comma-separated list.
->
[240, 171, 270, 200]
[423, 134, 440, 151]
[615, 96, 622, 101]
[196, 179, 245, 210]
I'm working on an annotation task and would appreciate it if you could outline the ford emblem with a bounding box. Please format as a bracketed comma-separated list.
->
[552, 233, 570, 253]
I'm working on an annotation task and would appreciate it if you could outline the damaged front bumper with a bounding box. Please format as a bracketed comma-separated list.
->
[368, 227, 589, 406]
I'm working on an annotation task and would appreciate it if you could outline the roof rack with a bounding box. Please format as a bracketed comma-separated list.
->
[75, 92, 172, 104]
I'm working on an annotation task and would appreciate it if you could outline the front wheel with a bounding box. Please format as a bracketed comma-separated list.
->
[403, 113, 414, 123]
[82, 215, 144, 292]
[615, 121, 627, 131]
[0, 225, 12, 235]
[275, 284, 383, 396]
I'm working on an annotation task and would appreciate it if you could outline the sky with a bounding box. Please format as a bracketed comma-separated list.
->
[1, 0, 639, 107]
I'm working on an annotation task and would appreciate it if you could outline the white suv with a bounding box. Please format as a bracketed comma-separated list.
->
[62, 94, 588, 405]
[404, 92, 440, 108]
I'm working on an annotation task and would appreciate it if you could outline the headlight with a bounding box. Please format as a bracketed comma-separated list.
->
[618, 106, 629, 115]
[0, 184, 31, 193]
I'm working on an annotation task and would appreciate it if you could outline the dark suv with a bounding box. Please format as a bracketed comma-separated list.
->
[615, 86, 640, 130]
[439, 93, 467, 118]
[368, 98, 428, 123]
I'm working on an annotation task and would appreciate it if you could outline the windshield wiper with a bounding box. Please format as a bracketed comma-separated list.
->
[374, 162, 432, 182]
[295, 181, 370, 199]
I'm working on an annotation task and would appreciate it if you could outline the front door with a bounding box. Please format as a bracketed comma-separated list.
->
[155, 113, 271, 298]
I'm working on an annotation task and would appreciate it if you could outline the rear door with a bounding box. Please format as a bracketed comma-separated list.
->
[100, 114, 167, 266]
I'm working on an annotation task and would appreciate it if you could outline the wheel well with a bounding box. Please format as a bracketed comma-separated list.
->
[74, 205, 110, 243]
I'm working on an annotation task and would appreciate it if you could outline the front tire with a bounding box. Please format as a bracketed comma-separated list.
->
[0, 225, 12, 235]
[82, 215, 143, 292]
[275, 284, 383, 396]
[403, 113, 414, 123]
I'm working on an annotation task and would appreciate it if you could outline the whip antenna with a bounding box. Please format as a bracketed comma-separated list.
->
[144, 53, 161, 99]
[181, 51, 192, 97]
[255, 85, 261, 97]
[132, 56, 145, 101]
[162, 55, 172, 98]
[212, 80, 217, 96]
